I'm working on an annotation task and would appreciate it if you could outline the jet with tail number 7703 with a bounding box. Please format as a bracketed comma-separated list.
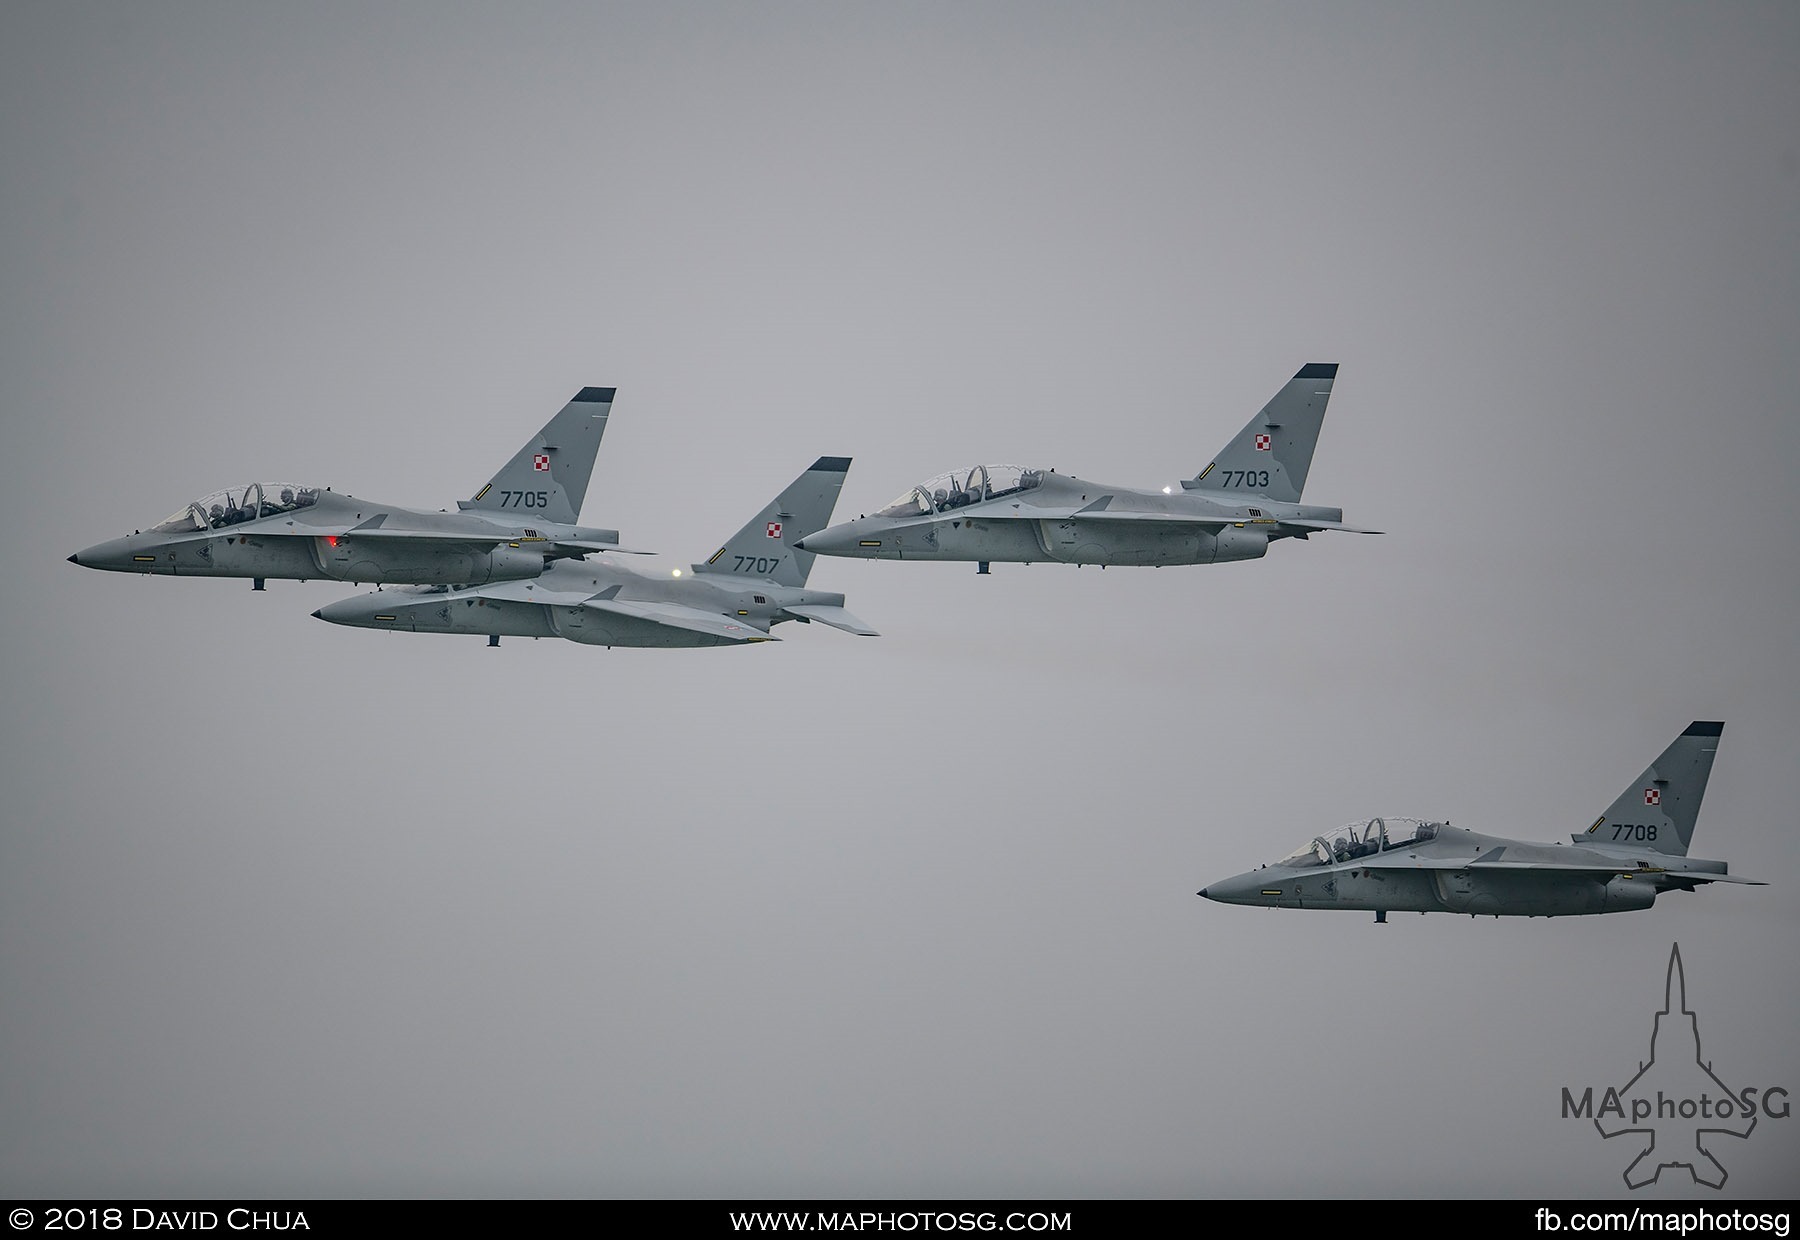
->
[794, 364, 1375, 574]
[69, 387, 633, 590]
[1199, 723, 1762, 921]
[312, 457, 877, 649]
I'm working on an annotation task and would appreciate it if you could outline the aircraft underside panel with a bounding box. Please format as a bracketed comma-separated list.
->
[382, 597, 558, 639]
[1277, 869, 1658, 917]
[206, 536, 317, 579]
[549, 606, 739, 648]
[1426, 871, 1657, 916]
[1033, 520, 1269, 566]
[308, 538, 545, 585]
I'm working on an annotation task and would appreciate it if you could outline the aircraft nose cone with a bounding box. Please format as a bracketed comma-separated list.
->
[793, 538, 807, 550]
[792, 524, 861, 557]
[1198, 872, 1269, 906]
[310, 609, 324, 619]
[70, 536, 150, 573]
[1197, 888, 1209, 899]
[312, 598, 365, 626]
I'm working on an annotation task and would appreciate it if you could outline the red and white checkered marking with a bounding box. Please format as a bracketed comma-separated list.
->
[532, 453, 550, 472]
[766, 521, 783, 539]
[1253, 434, 1271, 451]
[1644, 788, 1661, 806]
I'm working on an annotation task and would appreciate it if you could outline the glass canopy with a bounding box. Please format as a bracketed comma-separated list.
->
[874, 464, 1044, 518]
[1273, 818, 1439, 868]
[150, 483, 322, 533]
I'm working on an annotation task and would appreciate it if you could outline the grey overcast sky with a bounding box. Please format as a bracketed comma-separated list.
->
[3, 1, 1797, 1199]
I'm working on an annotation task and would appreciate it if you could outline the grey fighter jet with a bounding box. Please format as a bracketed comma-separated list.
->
[312, 457, 877, 648]
[1200, 723, 1762, 921]
[69, 388, 626, 590]
[794, 364, 1374, 572]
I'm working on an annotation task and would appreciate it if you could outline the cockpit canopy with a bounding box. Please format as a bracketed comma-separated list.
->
[875, 464, 1044, 518]
[150, 483, 322, 533]
[1275, 817, 1438, 868]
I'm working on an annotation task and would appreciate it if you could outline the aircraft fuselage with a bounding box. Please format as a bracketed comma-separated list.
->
[801, 473, 1348, 567]
[71, 491, 618, 586]
[314, 560, 852, 649]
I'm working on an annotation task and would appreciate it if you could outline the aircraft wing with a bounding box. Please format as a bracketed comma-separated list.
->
[1059, 510, 1383, 535]
[460, 579, 599, 607]
[961, 506, 1380, 534]
[1353, 853, 1765, 886]
[582, 596, 778, 643]
[779, 603, 880, 636]
[233, 516, 512, 547]
[1356, 853, 1647, 875]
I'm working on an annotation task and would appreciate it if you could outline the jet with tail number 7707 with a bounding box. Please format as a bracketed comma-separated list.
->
[1199, 723, 1762, 921]
[312, 457, 877, 649]
[794, 364, 1375, 574]
[69, 387, 633, 590]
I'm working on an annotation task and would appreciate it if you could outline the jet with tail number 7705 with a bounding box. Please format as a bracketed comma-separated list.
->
[1199, 723, 1763, 921]
[312, 457, 877, 649]
[69, 387, 633, 590]
[794, 364, 1375, 574]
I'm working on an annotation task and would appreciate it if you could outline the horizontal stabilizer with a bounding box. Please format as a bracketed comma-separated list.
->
[780, 604, 880, 636]
[584, 596, 776, 643]
[550, 539, 657, 555]
[1279, 518, 1383, 534]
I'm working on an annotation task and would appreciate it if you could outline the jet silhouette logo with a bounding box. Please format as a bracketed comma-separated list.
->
[1560, 944, 1789, 1189]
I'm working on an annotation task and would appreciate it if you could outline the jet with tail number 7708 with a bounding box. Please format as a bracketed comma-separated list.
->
[1199, 723, 1763, 921]
[312, 457, 877, 649]
[794, 364, 1375, 574]
[69, 387, 634, 590]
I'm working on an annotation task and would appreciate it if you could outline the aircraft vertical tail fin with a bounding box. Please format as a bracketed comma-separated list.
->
[466, 387, 614, 526]
[693, 457, 852, 588]
[1183, 363, 1336, 503]
[1575, 722, 1722, 856]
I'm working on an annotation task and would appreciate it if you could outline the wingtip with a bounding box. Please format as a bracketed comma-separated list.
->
[573, 386, 616, 404]
[810, 456, 853, 473]
[1295, 362, 1338, 380]
[1683, 721, 1724, 737]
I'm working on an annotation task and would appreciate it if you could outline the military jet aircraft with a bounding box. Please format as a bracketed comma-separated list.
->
[312, 457, 877, 648]
[1199, 722, 1761, 920]
[793, 364, 1374, 572]
[69, 387, 627, 589]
